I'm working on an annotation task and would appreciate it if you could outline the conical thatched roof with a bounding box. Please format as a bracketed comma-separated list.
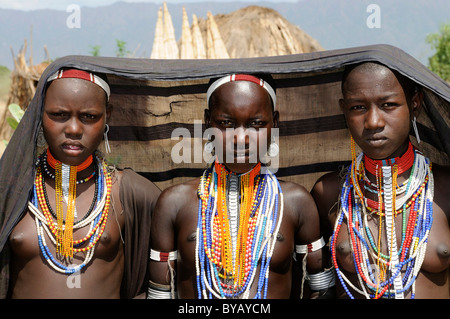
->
[180, 7, 195, 59]
[196, 6, 323, 58]
[150, 7, 164, 59]
[191, 14, 206, 59]
[206, 11, 230, 59]
[162, 2, 179, 59]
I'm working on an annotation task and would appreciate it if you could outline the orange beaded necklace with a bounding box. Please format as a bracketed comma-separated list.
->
[46, 149, 93, 257]
[46, 148, 93, 172]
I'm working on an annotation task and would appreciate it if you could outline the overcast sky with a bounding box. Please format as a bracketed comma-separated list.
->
[0, 0, 297, 11]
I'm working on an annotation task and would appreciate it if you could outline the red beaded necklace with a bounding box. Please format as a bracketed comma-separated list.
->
[46, 148, 93, 172]
[364, 142, 415, 176]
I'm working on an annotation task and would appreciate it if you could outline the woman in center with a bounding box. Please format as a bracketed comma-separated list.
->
[148, 74, 333, 299]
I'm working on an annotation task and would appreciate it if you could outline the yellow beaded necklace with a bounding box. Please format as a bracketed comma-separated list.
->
[54, 161, 78, 257]
[215, 161, 260, 288]
[48, 150, 93, 258]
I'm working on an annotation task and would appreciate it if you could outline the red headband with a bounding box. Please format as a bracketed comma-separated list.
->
[47, 69, 110, 100]
[206, 74, 276, 108]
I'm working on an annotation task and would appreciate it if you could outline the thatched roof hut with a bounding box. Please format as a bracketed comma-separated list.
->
[196, 6, 324, 58]
[151, 5, 323, 59]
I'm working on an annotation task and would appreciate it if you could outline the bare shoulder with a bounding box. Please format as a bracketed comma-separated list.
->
[277, 179, 318, 223]
[154, 178, 200, 214]
[159, 178, 200, 198]
[310, 170, 346, 235]
[311, 171, 343, 199]
[310, 171, 344, 211]
[278, 179, 312, 205]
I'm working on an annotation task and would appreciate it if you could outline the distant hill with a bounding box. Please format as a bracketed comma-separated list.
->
[0, 0, 448, 69]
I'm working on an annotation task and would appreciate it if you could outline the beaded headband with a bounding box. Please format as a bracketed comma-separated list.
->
[47, 69, 110, 100]
[206, 74, 276, 108]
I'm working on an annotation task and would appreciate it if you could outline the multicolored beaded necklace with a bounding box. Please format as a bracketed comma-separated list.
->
[196, 160, 283, 299]
[28, 149, 111, 274]
[44, 150, 96, 185]
[331, 139, 433, 299]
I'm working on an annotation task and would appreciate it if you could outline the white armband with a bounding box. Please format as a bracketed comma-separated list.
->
[150, 249, 177, 262]
[295, 236, 326, 254]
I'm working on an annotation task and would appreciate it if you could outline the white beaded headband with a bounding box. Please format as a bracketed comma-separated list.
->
[206, 74, 276, 108]
[47, 69, 111, 100]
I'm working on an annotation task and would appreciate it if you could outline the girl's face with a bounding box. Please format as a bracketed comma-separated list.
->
[205, 80, 278, 174]
[42, 77, 109, 166]
[339, 65, 419, 160]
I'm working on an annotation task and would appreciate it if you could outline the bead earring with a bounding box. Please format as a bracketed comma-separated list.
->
[104, 124, 111, 153]
[412, 116, 421, 144]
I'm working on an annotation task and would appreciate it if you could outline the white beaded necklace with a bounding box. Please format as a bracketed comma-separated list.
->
[333, 150, 434, 298]
[28, 155, 109, 274]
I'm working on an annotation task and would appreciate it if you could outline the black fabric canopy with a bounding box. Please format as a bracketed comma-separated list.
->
[0, 43, 449, 252]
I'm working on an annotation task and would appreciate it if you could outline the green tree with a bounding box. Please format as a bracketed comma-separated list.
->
[426, 23, 450, 82]
[89, 45, 101, 56]
[115, 39, 130, 57]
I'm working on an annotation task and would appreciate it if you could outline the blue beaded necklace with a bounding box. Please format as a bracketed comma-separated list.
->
[331, 150, 433, 299]
[196, 162, 283, 299]
[29, 155, 109, 274]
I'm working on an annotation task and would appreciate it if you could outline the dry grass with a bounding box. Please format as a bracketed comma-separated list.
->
[0, 40, 49, 157]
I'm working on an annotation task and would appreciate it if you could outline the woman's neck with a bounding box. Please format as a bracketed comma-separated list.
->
[363, 141, 414, 177]
[217, 160, 262, 177]
[46, 148, 93, 172]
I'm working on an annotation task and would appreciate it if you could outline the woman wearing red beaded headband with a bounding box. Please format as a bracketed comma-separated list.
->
[1, 67, 160, 299]
[148, 73, 332, 299]
[311, 62, 449, 299]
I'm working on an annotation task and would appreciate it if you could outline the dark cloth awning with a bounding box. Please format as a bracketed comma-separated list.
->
[0, 43, 449, 254]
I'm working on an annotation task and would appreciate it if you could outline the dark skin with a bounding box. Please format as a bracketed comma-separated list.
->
[311, 63, 450, 298]
[149, 80, 324, 298]
[8, 77, 160, 298]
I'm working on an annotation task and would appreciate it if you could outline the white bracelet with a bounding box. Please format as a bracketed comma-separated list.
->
[147, 281, 174, 299]
[147, 286, 172, 299]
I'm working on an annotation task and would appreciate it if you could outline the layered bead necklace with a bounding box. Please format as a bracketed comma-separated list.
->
[331, 139, 434, 299]
[28, 149, 111, 274]
[196, 161, 283, 299]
